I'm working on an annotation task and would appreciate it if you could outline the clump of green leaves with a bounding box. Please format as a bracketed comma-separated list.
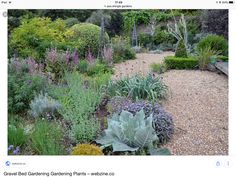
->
[31, 120, 66, 155]
[150, 63, 167, 74]
[107, 74, 168, 101]
[96, 109, 171, 155]
[51, 72, 102, 143]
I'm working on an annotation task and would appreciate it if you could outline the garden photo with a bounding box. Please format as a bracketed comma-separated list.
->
[8, 9, 228, 155]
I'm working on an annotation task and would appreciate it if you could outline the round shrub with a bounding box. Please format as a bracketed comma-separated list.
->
[175, 39, 188, 58]
[70, 23, 109, 58]
[197, 34, 228, 56]
[71, 144, 104, 155]
[106, 98, 174, 144]
[138, 33, 153, 48]
[8, 17, 70, 61]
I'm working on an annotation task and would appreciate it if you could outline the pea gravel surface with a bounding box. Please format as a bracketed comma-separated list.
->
[162, 70, 228, 155]
[113, 53, 228, 155]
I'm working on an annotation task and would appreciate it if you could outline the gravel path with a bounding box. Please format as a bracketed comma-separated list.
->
[112, 53, 228, 155]
[112, 52, 174, 79]
[162, 70, 228, 155]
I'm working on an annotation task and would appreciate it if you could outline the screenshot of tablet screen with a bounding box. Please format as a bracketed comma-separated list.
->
[0, 1, 235, 177]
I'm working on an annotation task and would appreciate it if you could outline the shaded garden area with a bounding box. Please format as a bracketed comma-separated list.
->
[8, 9, 228, 155]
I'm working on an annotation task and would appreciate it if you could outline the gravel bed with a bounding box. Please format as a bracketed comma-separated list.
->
[112, 52, 173, 79]
[162, 70, 228, 155]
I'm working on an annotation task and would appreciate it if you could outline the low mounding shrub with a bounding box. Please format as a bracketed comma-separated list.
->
[175, 39, 188, 58]
[164, 56, 198, 69]
[70, 23, 109, 58]
[28, 93, 61, 119]
[50, 72, 101, 143]
[138, 33, 153, 48]
[111, 36, 136, 63]
[150, 63, 167, 74]
[71, 144, 103, 155]
[87, 61, 111, 76]
[107, 74, 168, 101]
[197, 34, 228, 56]
[106, 98, 174, 144]
[31, 120, 65, 155]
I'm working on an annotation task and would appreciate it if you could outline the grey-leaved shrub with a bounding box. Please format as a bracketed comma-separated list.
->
[28, 93, 61, 119]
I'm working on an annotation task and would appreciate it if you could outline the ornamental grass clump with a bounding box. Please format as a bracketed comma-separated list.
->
[107, 74, 168, 102]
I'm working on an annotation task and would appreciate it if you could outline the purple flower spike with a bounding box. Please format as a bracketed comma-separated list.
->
[72, 49, 79, 65]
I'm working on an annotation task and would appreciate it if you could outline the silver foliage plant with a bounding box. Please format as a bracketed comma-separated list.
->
[96, 109, 171, 155]
[28, 93, 61, 119]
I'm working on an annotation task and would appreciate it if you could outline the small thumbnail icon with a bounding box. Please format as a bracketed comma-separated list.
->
[5, 161, 11, 166]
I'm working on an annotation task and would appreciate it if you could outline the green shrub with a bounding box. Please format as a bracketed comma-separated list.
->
[150, 63, 167, 74]
[31, 120, 66, 155]
[111, 36, 136, 63]
[87, 62, 110, 76]
[8, 72, 48, 114]
[175, 39, 188, 58]
[197, 47, 219, 70]
[8, 124, 27, 149]
[51, 72, 101, 143]
[65, 17, 79, 27]
[77, 60, 88, 73]
[107, 74, 168, 101]
[197, 34, 228, 56]
[138, 33, 153, 48]
[164, 56, 198, 69]
[153, 27, 176, 45]
[70, 23, 109, 58]
[8, 17, 71, 61]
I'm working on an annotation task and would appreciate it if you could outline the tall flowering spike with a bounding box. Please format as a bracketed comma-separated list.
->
[65, 49, 71, 64]
[46, 48, 57, 64]
[87, 48, 95, 64]
[72, 49, 79, 65]
[103, 46, 113, 66]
